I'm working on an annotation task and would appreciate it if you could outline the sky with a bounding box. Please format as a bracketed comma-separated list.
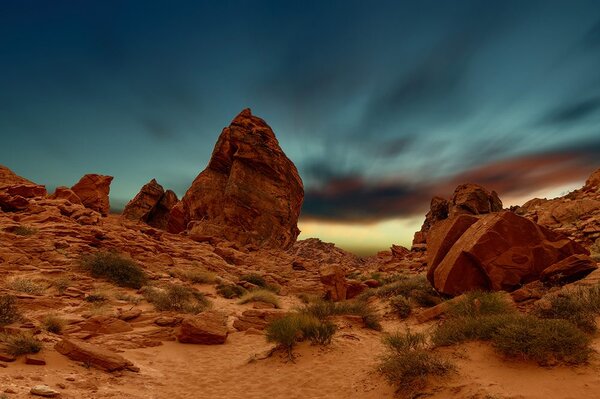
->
[2, 1, 600, 254]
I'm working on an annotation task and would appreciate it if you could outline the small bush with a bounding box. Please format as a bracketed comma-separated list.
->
[53, 277, 71, 294]
[81, 251, 147, 289]
[239, 273, 279, 292]
[238, 289, 281, 308]
[432, 314, 522, 346]
[448, 291, 515, 318]
[216, 283, 247, 299]
[390, 296, 412, 319]
[12, 225, 37, 236]
[266, 313, 337, 353]
[43, 314, 65, 334]
[297, 293, 321, 304]
[380, 331, 454, 392]
[492, 316, 591, 365]
[84, 292, 108, 303]
[360, 275, 441, 308]
[0, 295, 20, 326]
[9, 278, 45, 295]
[114, 292, 142, 304]
[177, 269, 217, 284]
[0, 332, 42, 356]
[302, 299, 382, 330]
[534, 286, 600, 333]
[143, 284, 210, 314]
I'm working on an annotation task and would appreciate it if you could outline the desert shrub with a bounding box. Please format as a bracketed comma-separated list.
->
[9, 278, 45, 295]
[84, 292, 108, 303]
[360, 275, 441, 307]
[0, 295, 20, 326]
[238, 289, 281, 308]
[114, 292, 142, 304]
[448, 291, 515, 318]
[534, 293, 596, 333]
[297, 293, 321, 304]
[302, 299, 382, 330]
[0, 332, 42, 356]
[380, 331, 454, 392]
[390, 295, 411, 319]
[266, 313, 337, 354]
[143, 284, 210, 314]
[177, 269, 217, 284]
[43, 314, 65, 334]
[12, 225, 37, 236]
[432, 314, 522, 346]
[492, 316, 591, 365]
[81, 251, 147, 289]
[216, 283, 247, 299]
[53, 277, 71, 294]
[239, 273, 280, 293]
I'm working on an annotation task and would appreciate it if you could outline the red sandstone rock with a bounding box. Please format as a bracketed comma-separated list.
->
[50, 186, 82, 205]
[0, 192, 29, 211]
[177, 311, 228, 344]
[540, 254, 598, 285]
[168, 109, 304, 249]
[71, 174, 113, 216]
[5, 184, 47, 198]
[428, 211, 588, 295]
[123, 179, 178, 229]
[0, 165, 36, 188]
[55, 338, 136, 372]
[233, 309, 288, 331]
[320, 264, 347, 301]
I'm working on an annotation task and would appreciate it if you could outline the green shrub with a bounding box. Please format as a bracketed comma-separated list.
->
[432, 314, 522, 346]
[0, 295, 20, 326]
[143, 284, 210, 314]
[379, 331, 454, 392]
[177, 269, 217, 284]
[216, 283, 247, 299]
[84, 292, 108, 303]
[53, 277, 71, 294]
[0, 332, 42, 356]
[12, 225, 37, 236]
[492, 316, 591, 365]
[81, 251, 147, 289]
[448, 291, 515, 318]
[390, 296, 412, 319]
[302, 299, 382, 330]
[266, 313, 337, 354]
[8, 278, 45, 295]
[238, 289, 281, 308]
[360, 275, 441, 308]
[534, 293, 596, 333]
[43, 314, 65, 334]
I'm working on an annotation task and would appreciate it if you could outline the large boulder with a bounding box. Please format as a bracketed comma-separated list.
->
[168, 109, 304, 249]
[413, 183, 502, 247]
[55, 339, 136, 372]
[123, 179, 178, 229]
[320, 264, 347, 301]
[428, 211, 589, 296]
[71, 174, 113, 216]
[177, 311, 228, 344]
[50, 186, 82, 205]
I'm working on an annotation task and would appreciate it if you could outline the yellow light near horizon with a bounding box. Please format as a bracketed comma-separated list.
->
[298, 216, 424, 256]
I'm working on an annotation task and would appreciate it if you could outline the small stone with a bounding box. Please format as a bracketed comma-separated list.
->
[0, 353, 16, 362]
[56, 383, 66, 389]
[25, 355, 46, 365]
[30, 385, 60, 397]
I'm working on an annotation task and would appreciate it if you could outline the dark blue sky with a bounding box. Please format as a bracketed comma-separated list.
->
[2, 1, 600, 243]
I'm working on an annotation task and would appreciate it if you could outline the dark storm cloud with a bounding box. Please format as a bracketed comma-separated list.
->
[302, 138, 600, 221]
[540, 97, 600, 125]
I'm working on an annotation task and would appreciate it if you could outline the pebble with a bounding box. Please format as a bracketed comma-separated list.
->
[30, 385, 60, 397]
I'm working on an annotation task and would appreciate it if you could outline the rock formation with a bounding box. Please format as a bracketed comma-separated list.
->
[123, 179, 178, 229]
[71, 174, 113, 216]
[427, 211, 591, 295]
[413, 183, 502, 249]
[168, 108, 304, 249]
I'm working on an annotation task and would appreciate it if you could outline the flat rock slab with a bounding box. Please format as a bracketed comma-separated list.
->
[54, 338, 136, 372]
[177, 311, 228, 344]
[30, 385, 60, 397]
[25, 355, 46, 365]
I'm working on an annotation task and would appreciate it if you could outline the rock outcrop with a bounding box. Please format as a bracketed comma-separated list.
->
[320, 264, 347, 301]
[50, 186, 82, 205]
[123, 179, 178, 229]
[413, 183, 502, 249]
[55, 339, 137, 372]
[168, 109, 304, 249]
[177, 311, 228, 344]
[71, 174, 113, 216]
[428, 211, 589, 295]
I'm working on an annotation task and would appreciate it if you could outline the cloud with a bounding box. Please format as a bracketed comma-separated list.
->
[302, 139, 600, 222]
[541, 97, 600, 125]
